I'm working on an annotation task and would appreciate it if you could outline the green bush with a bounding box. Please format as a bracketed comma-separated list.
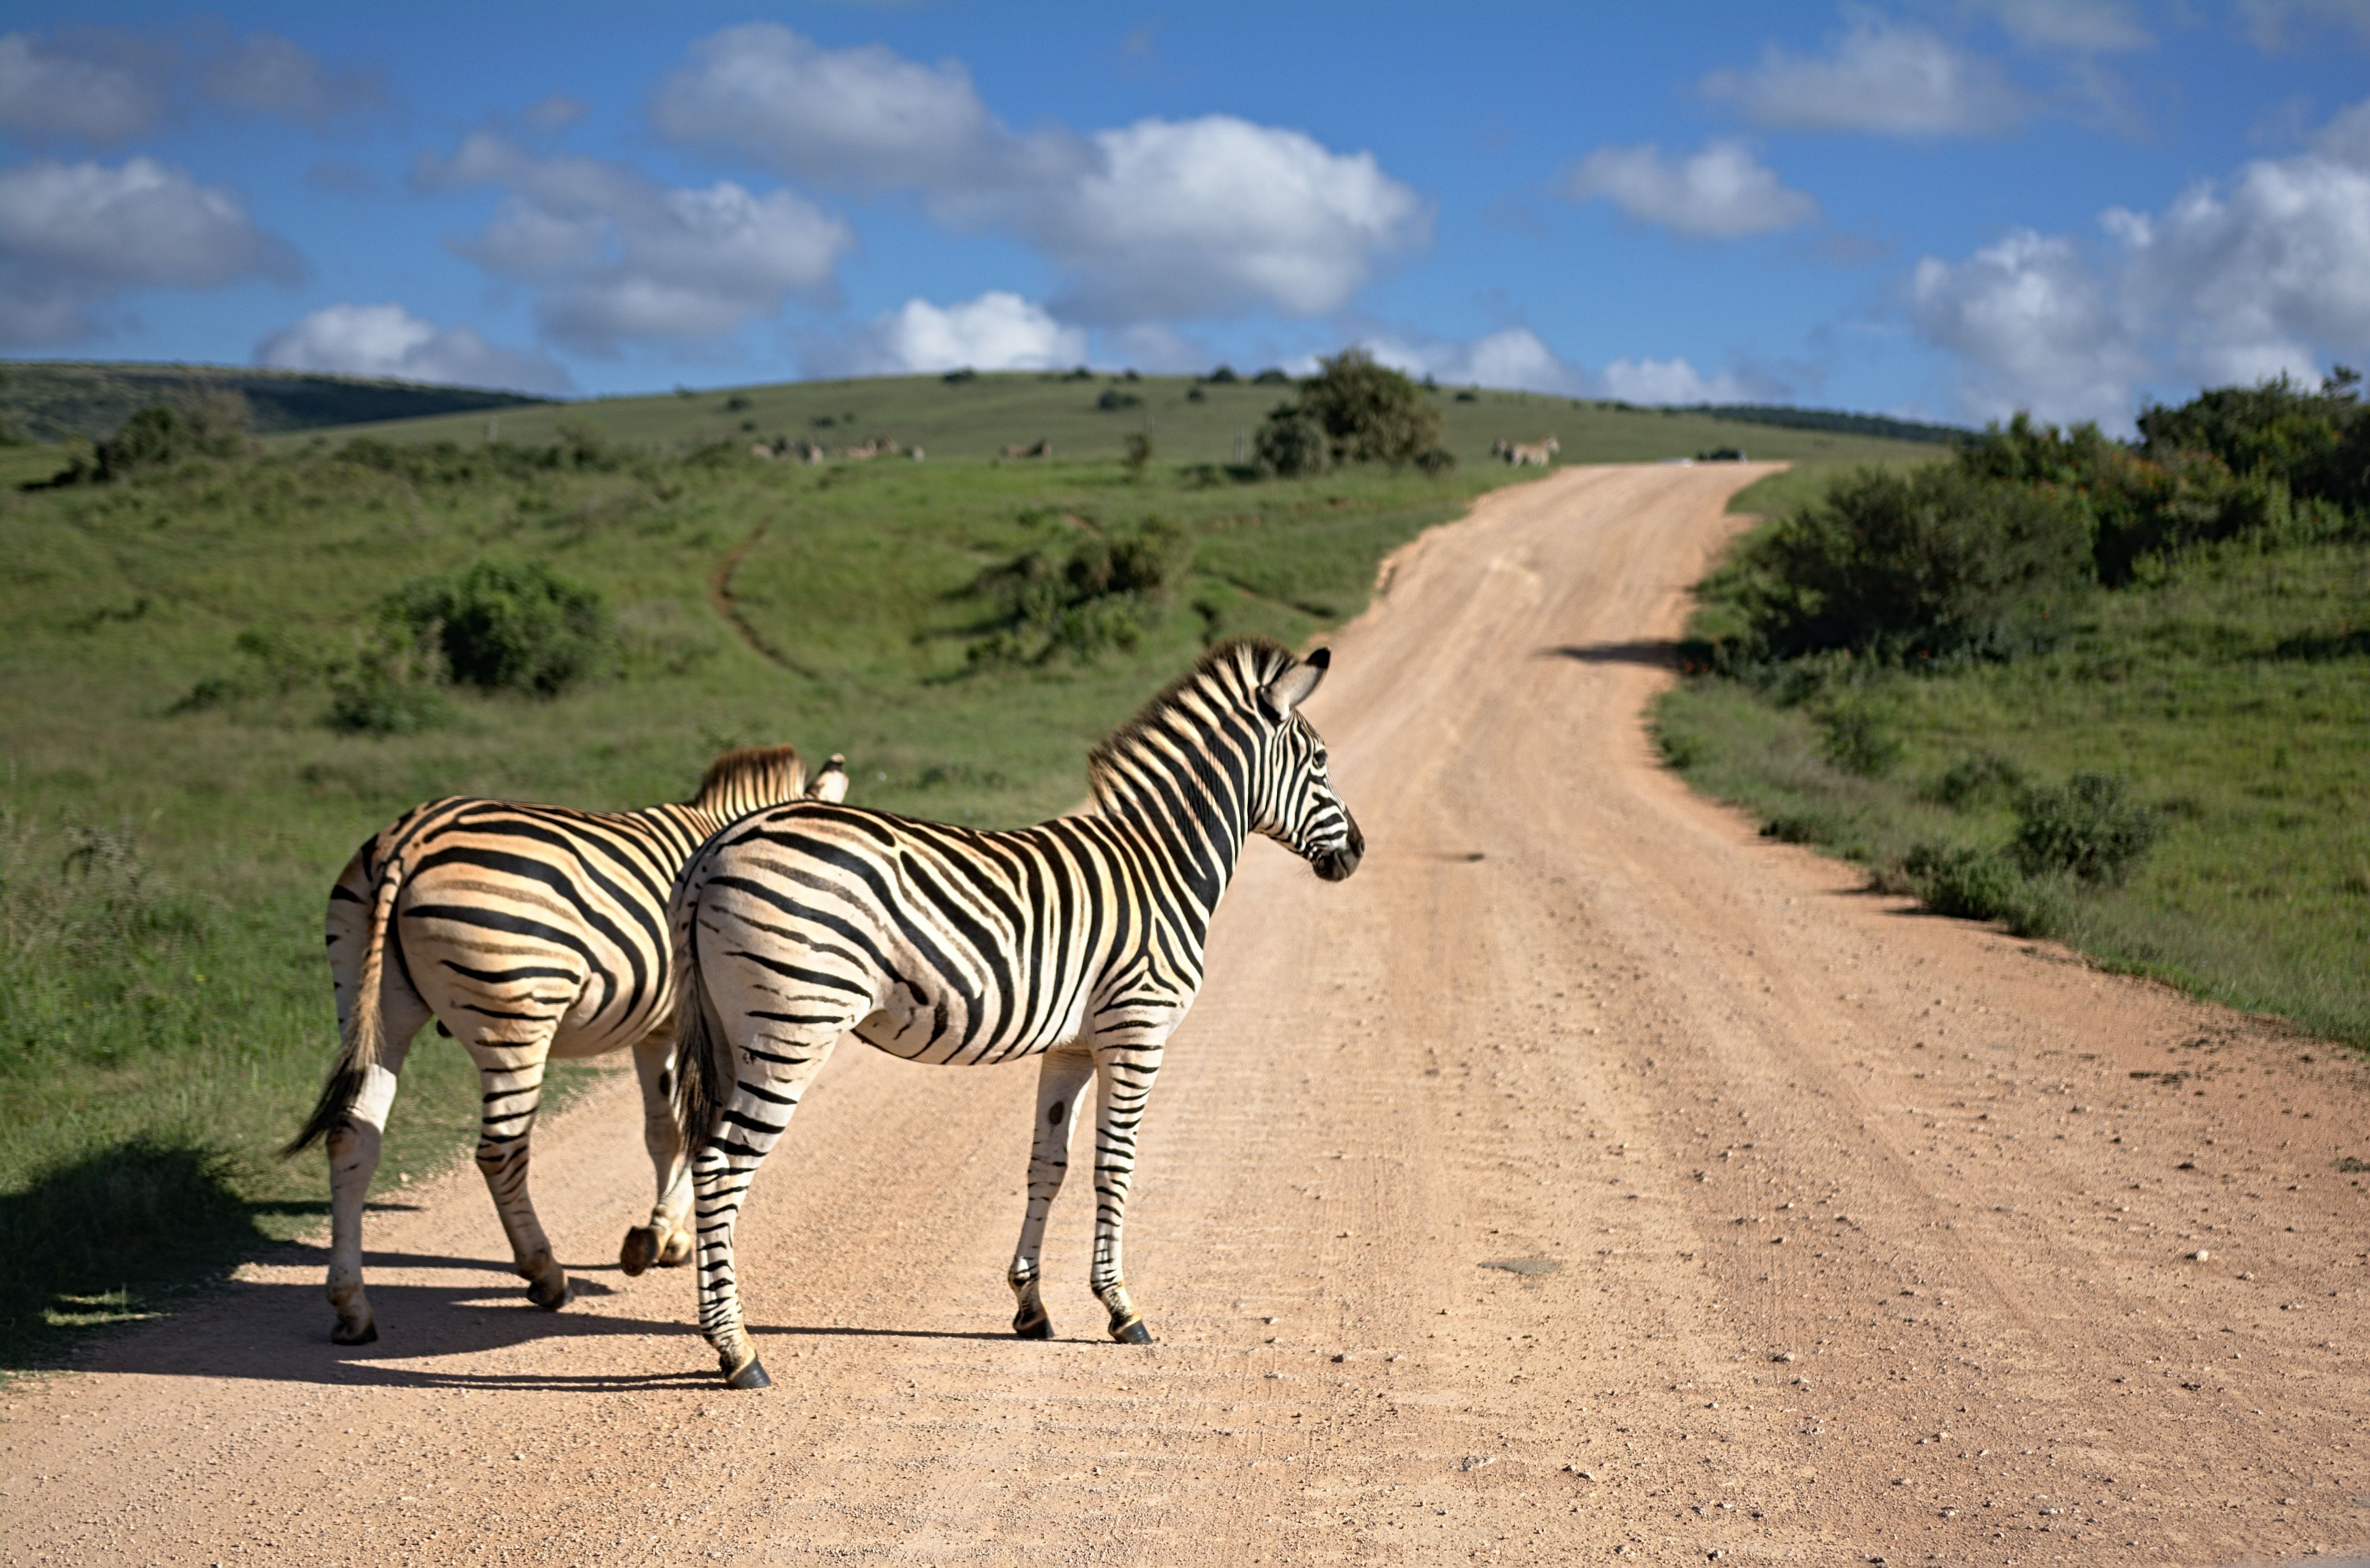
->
[1903, 841, 2026, 922]
[1924, 750, 2026, 810]
[968, 520, 1197, 668]
[2012, 773, 2160, 884]
[1255, 408, 1329, 477]
[1815, 699, 1904, 776]
[383, 558, 613, 698]
[1295, 347, 1442, 468]
[1732, 463, 2095, 663]
[1123, 431, 1154, 479]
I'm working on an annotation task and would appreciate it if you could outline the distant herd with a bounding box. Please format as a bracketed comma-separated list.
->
[751, 433, 1567, 466]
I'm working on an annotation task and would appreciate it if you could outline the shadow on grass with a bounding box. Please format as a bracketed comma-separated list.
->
[0, 1139, 335, 1372]
[1540, 640, 1681, 670]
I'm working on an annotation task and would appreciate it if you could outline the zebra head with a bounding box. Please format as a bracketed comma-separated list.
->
[1251, 647, 1364, 882]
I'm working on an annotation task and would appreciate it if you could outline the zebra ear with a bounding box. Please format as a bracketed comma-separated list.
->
[1257, 647, 1330, 722]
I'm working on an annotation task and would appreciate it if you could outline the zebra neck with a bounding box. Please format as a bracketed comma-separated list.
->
[1088, 751, 1247, 915]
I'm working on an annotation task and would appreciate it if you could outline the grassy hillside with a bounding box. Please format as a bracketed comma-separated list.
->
[0, 361, 549, 443]
[285, 368, 1939, 469]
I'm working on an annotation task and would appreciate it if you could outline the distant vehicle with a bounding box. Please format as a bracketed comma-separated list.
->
[1696, 446, 1747, 462]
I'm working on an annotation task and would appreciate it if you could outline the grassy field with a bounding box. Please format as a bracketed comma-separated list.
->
[286, 368, 1941, 469]
[2, 360, 548, 442]
[1656, 466, 2370, 1049]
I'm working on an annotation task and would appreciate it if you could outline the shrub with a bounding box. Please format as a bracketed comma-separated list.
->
[1925, 750, 2026, 810]
[1414, 445, 1458, 476]
[1903, 842, 2026, 922]
[1096, 388, 1142, 411]
[1123, 431, 1154, 479]
[1255, 408, 1328, 477]
[1204, 365, 1239, 384]
[1735, 463, 2095, 662]
[1815, 700, 1904, 777]
[1295, 347, 1442, 468]
[2012, 773, 2160, 884]
[968, 520, 1196, 668]
[383, 558, 612, 697]
[1252, 368, 1291, 385]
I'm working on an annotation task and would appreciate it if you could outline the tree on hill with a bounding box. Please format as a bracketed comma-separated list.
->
[1255, 347, 1446, 475]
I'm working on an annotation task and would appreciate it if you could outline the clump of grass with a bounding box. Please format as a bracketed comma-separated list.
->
[2011, 772, 2160, 884]
[1924, 750, 2026, 810]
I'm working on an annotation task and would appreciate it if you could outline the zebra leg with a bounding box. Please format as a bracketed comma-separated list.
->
[322, 1029, 422, 1345]
[1087, 1039, 1167, 1344]
[1007, 1043, 1095, 1339]
[621, 1030, 694, 1275]
[465, 1041, 570, 1310]
[690, 1033, 841, 1390]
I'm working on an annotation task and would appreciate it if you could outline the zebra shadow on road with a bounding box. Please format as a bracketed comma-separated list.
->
[79, 1241, 1024, 1393]
[1538, 640, 1683, 670]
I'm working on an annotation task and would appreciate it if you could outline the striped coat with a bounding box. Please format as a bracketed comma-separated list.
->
[667, 639, 1362, 1388]
[287, 745, 846, 1346]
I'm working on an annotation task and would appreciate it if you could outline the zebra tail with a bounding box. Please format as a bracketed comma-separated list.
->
[282, 852, 404, 1158]
[668, 878, 727, 1162]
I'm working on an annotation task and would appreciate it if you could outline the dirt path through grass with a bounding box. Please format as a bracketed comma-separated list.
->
[8, 464, 2367, 1565]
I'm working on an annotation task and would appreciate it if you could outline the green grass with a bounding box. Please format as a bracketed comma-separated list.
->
[1655, 532, 2370, 1048]
[274, 369, 1939, 470]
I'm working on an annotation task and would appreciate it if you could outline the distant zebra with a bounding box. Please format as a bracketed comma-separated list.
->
[667, 638, 1363, 1389]
[1503, 435, 1559, 466]
[285, 745, 849, 1346]
[1001, 438, 1052, 459]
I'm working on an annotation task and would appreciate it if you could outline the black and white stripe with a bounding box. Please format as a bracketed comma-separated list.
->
[285, 745, 846, 1346]
[667, 638, 1362, 1388]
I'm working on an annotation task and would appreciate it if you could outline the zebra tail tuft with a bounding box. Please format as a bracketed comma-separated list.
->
[668, 877, 727, 1161]
[283, 853, 404, 1158]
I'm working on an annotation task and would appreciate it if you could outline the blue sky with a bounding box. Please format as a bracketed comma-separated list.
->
[4, 2, 2368, 429]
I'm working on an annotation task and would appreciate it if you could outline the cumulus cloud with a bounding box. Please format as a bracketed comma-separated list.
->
[1599, 356, 1754, 405]
[1908, 98, 2370, 425]
[1367, 328, 1583, 394]
[0, 29, 170, 144]
[0, 156, 298, 346]
[255, 303, 571, 393]
[650, 25, 1426, 324]
[810, 291, 1086, 377]
[0, 26, 381, 143]
[1980, 0, 2152, 51]
[1562, 139, 1816, 239]
[1704, 18, 2027, 137]
[198, 30, 385, 127]
[2240, 0, 2370, 50]
[418, 132, 853, 355]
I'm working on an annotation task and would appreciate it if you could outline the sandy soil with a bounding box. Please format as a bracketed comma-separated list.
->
[7, 464, 2367, 1567]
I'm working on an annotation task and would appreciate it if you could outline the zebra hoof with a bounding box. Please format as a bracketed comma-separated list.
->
[656, 1232, 693, 1268]
[620, 1226, 660, 1277]
[331, 1318, 378, 1346]
[526, 1274, 572, 1311]
[724, 1356, 772, 1391]
[1110, 1316, 1152, 1345]
[1013, 1308, 1053, 1340]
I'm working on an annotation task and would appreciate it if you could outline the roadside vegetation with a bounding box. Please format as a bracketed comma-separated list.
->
[1655, 371, 2370, 1048]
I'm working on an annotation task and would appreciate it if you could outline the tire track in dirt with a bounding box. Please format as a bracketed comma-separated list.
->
[7, 465, 2367, 1567]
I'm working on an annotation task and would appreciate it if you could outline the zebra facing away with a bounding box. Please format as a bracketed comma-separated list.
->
[668, 638, 1363, 1389]
[285, 745, 849, 1347]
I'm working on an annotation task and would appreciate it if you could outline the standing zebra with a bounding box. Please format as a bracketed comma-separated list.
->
[668, 638, 1362, 1389]
[285, 745, 848, 1346]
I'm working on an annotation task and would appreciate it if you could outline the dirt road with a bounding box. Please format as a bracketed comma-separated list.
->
[8, 464, 2367, 1566]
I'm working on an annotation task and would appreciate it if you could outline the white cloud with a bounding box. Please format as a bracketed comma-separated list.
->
[2240, 0, 2370, 50]
[1909, 229, 2146, 424]
[0, 26, 380, 143]
[2317, 98, 2370, 165]
[1980, 0, 2152, 51]
[419, 132, 853, 355]
[0, 29, 169, 144]
[1367, 328, 1583, 395]
[1907, 98, 2370, 425]
[0, 156, 298, 346]
[255, 303, 571, 394]
[814, 291, 1086, 376]
[1562, 139, 1816, 239]
[1600, 356, 1754, 405]
[651, 26, 1426, 324]
[198, 30, 384, 127]
[1031, 116, 1427, 321]
[1705, 18, 2027, 137]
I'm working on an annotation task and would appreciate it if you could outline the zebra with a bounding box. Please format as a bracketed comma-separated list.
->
[666, 638, 1363, 1389]
[284, 745, 849, 1346]
[1503, 435, 1559, 466]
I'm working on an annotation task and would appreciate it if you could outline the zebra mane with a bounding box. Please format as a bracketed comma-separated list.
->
[687, 745, 808, 814]
[1086, 637, 1294, 804]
